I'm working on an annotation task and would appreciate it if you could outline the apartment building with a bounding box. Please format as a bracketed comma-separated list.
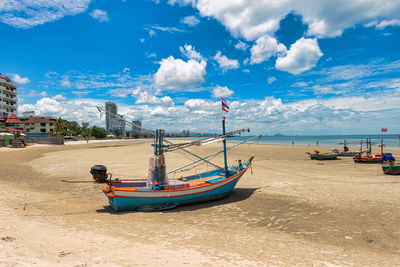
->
[0, 73, 18, 118]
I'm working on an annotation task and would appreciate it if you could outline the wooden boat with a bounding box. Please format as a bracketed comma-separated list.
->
[102, 157, 253, 211]
[382, 162, 400, 175]
[338, 139, 364, 156]
[353, 138, 395, 163]
[306, 150, 339, 160]
[97, 104, 256, 211]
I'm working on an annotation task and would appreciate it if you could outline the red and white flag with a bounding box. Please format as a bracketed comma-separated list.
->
[221, 97, 229, 113]
[381, 128, 388, 133]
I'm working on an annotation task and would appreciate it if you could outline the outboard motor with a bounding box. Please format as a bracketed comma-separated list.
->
[90, 165, 108, 183]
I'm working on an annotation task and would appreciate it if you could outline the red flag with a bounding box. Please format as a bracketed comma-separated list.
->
[381, 128, 388, 133]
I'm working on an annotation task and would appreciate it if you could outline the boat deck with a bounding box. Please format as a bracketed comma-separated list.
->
[109, 174, 229, 192]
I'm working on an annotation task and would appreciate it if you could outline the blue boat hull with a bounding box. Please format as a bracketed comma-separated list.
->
[107, 178, 240, 211]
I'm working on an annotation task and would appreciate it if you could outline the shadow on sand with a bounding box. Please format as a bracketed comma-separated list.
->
[95, 187, 258, 215]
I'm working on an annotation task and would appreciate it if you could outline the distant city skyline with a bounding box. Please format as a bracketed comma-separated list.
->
[1, 1, 400, 135]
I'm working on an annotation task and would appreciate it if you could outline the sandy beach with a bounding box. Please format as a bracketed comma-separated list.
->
[1, 139, 400, 266]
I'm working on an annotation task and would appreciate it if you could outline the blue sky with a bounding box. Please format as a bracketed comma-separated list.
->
[1, 0, 400, 135]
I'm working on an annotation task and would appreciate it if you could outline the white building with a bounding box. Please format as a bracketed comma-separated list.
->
[0, 73, 18, 118]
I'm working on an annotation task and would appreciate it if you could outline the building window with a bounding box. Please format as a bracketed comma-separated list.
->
[40, 123, 46, 126]
[40, 129, 46, 133]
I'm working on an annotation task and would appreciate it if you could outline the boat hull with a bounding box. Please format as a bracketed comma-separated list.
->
[382, 164, 400, 175]
[308, 153, 338, 160]
[106, 177, 241, 211]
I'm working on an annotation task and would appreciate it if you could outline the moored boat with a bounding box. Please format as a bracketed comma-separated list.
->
[382, 162, 400, 175]
[102, 157, 253, 211]
[306, 150, 339, 160]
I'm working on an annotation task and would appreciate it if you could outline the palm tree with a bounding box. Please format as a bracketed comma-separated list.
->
[52, 117, 68, 135]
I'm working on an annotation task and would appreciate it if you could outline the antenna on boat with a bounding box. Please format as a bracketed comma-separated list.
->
[222, 116, 228, 178]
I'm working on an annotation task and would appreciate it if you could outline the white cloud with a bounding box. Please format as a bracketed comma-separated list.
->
[375, 19, 400, 29]
[291, 81, 308, 87]
[234, 41, 249, 51]
[52, 94, 66, 100]
[39, 91, 48, 97]
[250, 35, 286, 64]
[177, 0, 400, 40]
[275, 38, 323, 75]
[212, 85, 234, 98]
[0, 0, 90, 29]
[132, 90, 174, 106]
[181, 15, 200, 26]
[150, 25, 184, 33]
[184, 99, 217, 109]
[267, 76, 276, 84]
[148, 28, 156, 37]
[89, 9, 109, 22]
[179, 44, 203, 61]
[13, 74, 30, 84]
[146, 52, 157, 58]
[213, 51, 239, 72]
[154, 56, 207, 90]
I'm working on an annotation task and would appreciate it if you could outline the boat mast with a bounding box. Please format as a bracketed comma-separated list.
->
[222, 116, 228, 177]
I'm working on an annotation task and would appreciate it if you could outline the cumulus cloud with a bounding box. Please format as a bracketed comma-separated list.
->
[89, 9, 109, 22]
[275, 38, 323, 75]
[213, 51, 239, 72]
[250, 35, 286, 64]
[0, 0, 90, 29]
[132, 90, 174, 106]
[173, 0, 400, 40]
[52, 94, 67, 100]
[181, 15, 200, 26]
[179, 44, 203, 61]
[154, 56, 207, 90]
[13, 74, 30, 84]
[212, 85, 234, 98]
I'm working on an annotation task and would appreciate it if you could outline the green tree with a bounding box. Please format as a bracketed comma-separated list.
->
[113, 129, 122, 138]
[90, 126, 107, 138]
[52, 117, 68, 135]
[67, 121, 80, 136]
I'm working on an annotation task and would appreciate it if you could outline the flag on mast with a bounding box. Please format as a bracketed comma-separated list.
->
[221, 97, 229, 113]
[381, 127, 388, 133]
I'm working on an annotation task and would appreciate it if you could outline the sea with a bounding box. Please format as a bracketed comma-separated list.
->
[229, 134, 400, 150]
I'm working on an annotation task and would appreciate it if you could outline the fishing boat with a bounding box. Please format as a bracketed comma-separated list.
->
[353, 138, 395, 163]
[306, 150, 339, 160]
[98, 101, 256, 211]
[382, 162, 400, 175]
[338, 139, 363, 156]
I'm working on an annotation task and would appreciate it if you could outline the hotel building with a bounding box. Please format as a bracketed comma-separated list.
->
[0, 74, 18, 118]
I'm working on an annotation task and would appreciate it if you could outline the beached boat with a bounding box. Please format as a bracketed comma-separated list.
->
[102, 157, 253, 211]
[338, 140, 363, 156]
[306, 150, 339, 160]
[382, 162, 400, 175]
[353, 138, 395, 163]
[98, 100, 255, 211]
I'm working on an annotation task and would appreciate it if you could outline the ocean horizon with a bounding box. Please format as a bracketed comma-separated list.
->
[228, 134, 400, 150]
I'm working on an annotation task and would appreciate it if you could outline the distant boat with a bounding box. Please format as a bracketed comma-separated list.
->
[306, 150, 339, 160]
[353, 138, 395, 163]
[338, 139, 363, 156]
[382, 162, 400, 175]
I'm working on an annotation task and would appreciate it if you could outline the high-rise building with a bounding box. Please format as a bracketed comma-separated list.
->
[105, 101, 126, 136]
[132, 120, 142, 134]
[105, 101, 117, 131]
[0, 73, 18, 118]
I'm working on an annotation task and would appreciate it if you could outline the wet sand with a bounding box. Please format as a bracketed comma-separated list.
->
[1, 140, 400, 266]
